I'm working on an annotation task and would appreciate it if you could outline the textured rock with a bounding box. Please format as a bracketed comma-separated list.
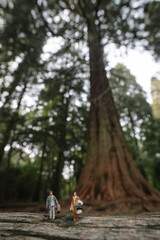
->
[0, 212, 160, 240]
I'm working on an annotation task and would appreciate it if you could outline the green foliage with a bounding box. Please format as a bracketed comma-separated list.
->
[144, 1, 160, 59]
[140, 117, 160, 190]
[0, 164, 38, 202]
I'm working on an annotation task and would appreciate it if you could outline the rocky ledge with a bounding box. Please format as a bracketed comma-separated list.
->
[0, 212, 160, 240]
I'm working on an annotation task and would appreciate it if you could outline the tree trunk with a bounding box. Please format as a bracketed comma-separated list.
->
[43, 163, 51, 200]
[33, 137, 46, 202]
[0, 83, 27, 166]
[0, 139, 13, 203]
[52, 95, 69, 199]
[77, 22, 160, 210]
[53, 151, 65, 199]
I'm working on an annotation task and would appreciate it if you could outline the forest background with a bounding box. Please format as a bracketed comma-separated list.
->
[0, 0, 160, 211]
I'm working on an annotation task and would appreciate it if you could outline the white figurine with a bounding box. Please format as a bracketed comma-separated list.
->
[46, 191, 58, 219]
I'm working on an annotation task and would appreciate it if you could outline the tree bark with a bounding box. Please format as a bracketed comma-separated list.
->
[33, 136, 47, 202]
[52, 95, 69, 199]
[77, 20, 160, 209]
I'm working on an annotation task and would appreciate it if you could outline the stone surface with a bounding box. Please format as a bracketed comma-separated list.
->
[0, 212, 160, 240]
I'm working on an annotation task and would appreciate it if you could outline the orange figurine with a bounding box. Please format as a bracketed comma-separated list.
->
[70, 192, 81, 222]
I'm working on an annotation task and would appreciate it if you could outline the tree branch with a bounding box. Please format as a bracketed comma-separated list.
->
[95, 0, 103, 14]
[77, 0, 90, 26]
[35, 0, 56, 36]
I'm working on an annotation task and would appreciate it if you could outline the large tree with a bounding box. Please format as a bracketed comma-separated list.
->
[51, 0, 160, 211]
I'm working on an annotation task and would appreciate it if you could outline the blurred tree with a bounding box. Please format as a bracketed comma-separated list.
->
[0, 0, 46, 167]
[0, 0, 46, 202]
[109, 63, 151, 162]
[151, 77, 160, 119]
[140, 117, 160, 191]
[144, 1, 160, 59]
[37, 48, 88, 199]
[0, 0, 89, 203]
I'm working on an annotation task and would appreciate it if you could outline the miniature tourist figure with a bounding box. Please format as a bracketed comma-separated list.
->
[46, 191, 58, 219]
[70, 192, 83, 222]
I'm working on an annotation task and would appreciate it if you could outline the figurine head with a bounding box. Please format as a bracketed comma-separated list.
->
[49, 191, 53, 195]
[74, 192, 77, 196]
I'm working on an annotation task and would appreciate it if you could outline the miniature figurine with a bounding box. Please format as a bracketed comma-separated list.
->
[46, 191, 58, 219]
[70, 192, 83, 222]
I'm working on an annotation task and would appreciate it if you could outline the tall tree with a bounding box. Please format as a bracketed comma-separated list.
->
[144, 1, 160, 59]
[51, 0, 160, 210]
[0, 0, 46, 166]
[151, 77, 160, 119]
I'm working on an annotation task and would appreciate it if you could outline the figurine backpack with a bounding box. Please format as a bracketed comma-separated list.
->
[77, 200, 83, 214]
